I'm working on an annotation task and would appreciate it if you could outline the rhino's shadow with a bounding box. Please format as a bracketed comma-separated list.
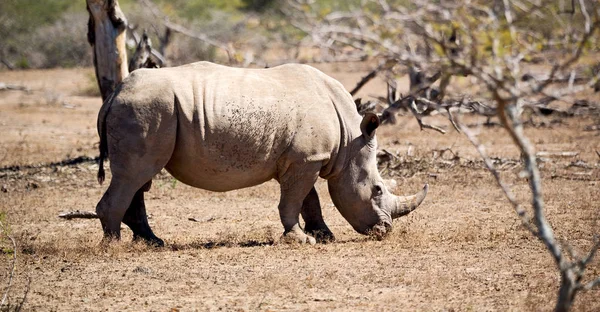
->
[167, 236, 377, 251]
[169, 239, 275, 251]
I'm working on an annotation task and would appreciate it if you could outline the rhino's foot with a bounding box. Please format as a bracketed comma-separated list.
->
[304, 227, 335, 243]
[280, 229, 316, 245]
[99, 233, 121, 246]
[133, 234, 165, 247]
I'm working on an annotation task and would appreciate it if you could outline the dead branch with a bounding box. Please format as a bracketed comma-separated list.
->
[58, 211, 99, 220]
[188, 217, 216, 223]
[458, 122, 535, 231]
[379, 93, 450, 133]
[566, 160, 592, 169]
[446, 108, 461, 133]
[350, 67, 379, 96]
[537, 151, 580, 158]
[498, 95, 599, 311]
[580, 277, 600, 291]
[129, 31, 160, 72]
[354, 98, 377, 115]
[349, 60, 396, 96]
[127, 25, 166, 68]
[408, 99, 446, 134]
[138, 0, 235, 63]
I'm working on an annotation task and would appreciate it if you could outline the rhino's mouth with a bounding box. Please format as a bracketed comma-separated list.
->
[364, 220, 393, 240]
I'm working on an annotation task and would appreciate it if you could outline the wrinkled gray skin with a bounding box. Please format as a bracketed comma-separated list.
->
[96, 61, 428, 246]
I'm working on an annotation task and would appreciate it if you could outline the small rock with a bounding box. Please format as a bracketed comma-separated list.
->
[133, 266, 152, 274]
[26, 182, 39, 190]
[1, 185, 8, 193]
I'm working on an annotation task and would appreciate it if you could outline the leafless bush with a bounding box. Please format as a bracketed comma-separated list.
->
[284, 0, 600, 310]
[0, 220, 29, 312]
[6, 12, 93, 69]
[31, 13, 92, 68]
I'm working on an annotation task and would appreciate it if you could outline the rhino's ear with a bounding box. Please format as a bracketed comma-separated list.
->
[360, 113, 380, 139]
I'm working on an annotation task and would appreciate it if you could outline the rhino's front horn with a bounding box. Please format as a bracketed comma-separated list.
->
[390, 184, 429, 219]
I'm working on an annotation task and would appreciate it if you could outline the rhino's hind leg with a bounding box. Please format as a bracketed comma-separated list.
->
[96, 98, 176, 245]
[301, 187, 335, 243]
[122, 181, 164, 247]
[96, 179, 140, 243]
[97, 173, 166, 245]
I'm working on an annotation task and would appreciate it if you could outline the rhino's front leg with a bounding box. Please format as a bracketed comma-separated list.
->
[277, 163, 321, 245]
[301, 187, 335, 243]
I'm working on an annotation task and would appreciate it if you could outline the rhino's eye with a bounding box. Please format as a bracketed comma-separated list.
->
[373, 185, 383, 197]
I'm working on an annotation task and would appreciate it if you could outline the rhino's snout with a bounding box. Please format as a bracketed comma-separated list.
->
[363, 184, 428, 239]
[367, 220, 393, 240]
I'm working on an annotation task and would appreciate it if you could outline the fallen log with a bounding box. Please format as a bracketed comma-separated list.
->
[536, 151, 579, 157]
[0, 82, 29, 92]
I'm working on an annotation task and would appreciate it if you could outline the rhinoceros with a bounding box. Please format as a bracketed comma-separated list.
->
[95, 61, 427, 246]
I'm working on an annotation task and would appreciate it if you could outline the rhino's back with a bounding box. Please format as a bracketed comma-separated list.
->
[151, 62, 348, 191]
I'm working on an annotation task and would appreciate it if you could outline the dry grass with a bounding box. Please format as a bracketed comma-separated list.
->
[0, 66, 599, 311]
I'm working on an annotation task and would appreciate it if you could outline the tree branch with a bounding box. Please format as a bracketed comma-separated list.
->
[138, 0, 235, 63]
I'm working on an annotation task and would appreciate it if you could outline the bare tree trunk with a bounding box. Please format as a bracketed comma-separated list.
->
[556, 271, 578, 312]
[86, 0, 129, 101]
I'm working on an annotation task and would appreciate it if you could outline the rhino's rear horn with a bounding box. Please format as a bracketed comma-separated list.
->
[391, 184, 428, 219]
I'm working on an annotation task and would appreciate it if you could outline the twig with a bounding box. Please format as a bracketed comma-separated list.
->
[446, 108, 461, 133]
[14, 276, 30, 312]
[498, 98, 563, 265]
[350, 60, 396, 96]
[58, 211, 99, 220]
[581, 236, 600, 266]
[0, 221, 16, 308]
[350, 67, 379, 96]
[188, 217, 216, 223]
[409, 99, 446, 134]
[458, 122, 536, 233]
[580, 277, 600, 291]
[419, 122, 447, 134]
[576, 236, 600, 291]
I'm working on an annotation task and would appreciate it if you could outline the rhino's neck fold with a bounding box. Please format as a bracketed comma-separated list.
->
[319, 94, 359, 180]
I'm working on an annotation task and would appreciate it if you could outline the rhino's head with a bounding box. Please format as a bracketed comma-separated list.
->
[328, 113, 428, 238]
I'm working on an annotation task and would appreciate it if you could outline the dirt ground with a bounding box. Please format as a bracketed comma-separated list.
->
[0, 64, 599, 311]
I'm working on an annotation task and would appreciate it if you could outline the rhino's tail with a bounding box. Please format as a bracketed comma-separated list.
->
[97, 91, 116, 185]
